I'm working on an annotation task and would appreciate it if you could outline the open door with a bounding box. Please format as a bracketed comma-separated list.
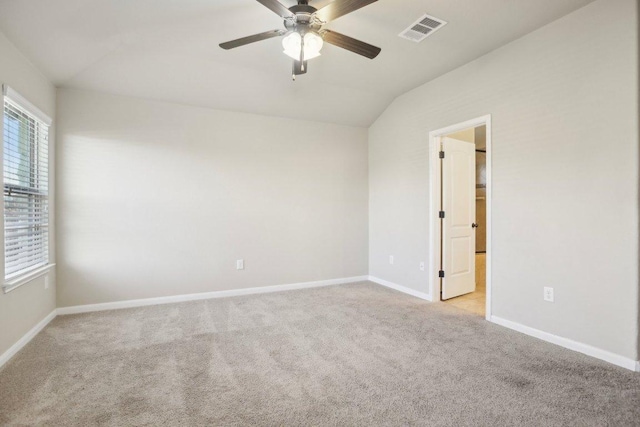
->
[441, 137, 476, 300]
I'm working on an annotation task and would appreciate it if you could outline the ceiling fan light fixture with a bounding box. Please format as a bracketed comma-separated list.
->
[220, 0, 382, 77]
[282, 31, 323, 61]
[304, 32, 323, 58]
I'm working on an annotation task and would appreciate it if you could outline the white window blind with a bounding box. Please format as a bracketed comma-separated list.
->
[3, 90, 50, 282]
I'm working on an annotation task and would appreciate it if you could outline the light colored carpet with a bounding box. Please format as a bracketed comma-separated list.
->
[0, 282, 638, 426]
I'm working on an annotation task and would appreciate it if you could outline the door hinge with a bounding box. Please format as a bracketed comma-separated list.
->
[439, 211, 445, 219]
[439, 151, 445, 159]
[438, 270, 445, 278]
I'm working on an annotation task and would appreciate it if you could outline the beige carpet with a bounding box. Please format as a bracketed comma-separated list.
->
[0, 282, 638, 426]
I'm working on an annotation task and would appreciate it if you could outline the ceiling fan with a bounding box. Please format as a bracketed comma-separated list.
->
[220, 0, 381, 79]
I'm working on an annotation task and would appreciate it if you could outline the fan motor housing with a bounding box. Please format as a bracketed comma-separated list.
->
[287, 4, 319, 27]
[289, 4, 316, 15]
[285, 7, 322, 32]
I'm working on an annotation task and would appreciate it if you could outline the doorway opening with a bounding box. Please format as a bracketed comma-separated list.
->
[428, 116, 491, 319]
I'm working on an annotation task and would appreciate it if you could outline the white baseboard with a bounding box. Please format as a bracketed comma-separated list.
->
[0, 309, 57, 370]
[368, 276, 432, 301]
[57, 275, 369, 315]
[490, 315, 639, 372]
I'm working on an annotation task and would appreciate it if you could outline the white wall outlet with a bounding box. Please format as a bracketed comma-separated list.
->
[44, 276, 49, 289]
[236, 259, 244, 270]
[389, 255, 394, 265]
[543, 287, 554, 302]
[419, 262, 425, 271]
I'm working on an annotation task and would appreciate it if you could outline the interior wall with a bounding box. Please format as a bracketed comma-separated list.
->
[0, 31, 56, 357]
[637, 0, 640, 364]
[56, 89, 368, 308]
[369, 0, 639, 360]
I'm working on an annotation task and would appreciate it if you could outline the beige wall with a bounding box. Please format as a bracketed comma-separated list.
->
[0, 31, 57, 357]
[56, 89, 369, 307]
[369, 0, 639, 360]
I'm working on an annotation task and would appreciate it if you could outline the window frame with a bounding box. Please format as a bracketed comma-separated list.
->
[2, 85, 54, 293]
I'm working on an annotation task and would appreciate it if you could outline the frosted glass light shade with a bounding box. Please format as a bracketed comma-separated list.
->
[282, 32, 323, 61]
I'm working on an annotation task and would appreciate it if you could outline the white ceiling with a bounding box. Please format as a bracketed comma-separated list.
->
[0, 0, 595, 127]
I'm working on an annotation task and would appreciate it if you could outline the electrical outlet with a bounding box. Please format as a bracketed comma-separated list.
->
[419, 262, 425, 271]
[543, 287, 554, 302]
[236, 259, 244, 270]
[44, 276, 49, 289]
[389, 255, 394, 265]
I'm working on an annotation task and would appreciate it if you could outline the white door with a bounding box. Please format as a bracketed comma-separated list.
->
[441, 137, 476, 300]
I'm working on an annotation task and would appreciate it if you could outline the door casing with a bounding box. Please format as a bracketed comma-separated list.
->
[428, 115, 492, 320]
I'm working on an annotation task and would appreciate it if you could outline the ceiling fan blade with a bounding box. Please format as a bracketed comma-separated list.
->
[321, 30, 381, 59]
[219, 29, 286, 50]
[314, 0, 378, 22]
[293, 60, 308, 75]
[255, 0, 295, 18]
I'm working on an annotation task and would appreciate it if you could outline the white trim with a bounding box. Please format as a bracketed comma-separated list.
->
[428, 132, 442, 304]
[490, 315, 639, 372]
[57, 276, 369, 315]
[368, 276, 432, 301]
[428, 115, 492, 320]
[3, 263, 56, 294]
[0, 309, 57, 370]
[485, 118, 492, 321]
[2, 85, 52, 126]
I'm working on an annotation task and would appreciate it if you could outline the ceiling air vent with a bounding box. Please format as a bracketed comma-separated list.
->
[399, 13, 447, 43]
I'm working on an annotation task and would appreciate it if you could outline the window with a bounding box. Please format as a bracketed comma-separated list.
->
[2, 87, 51, 289]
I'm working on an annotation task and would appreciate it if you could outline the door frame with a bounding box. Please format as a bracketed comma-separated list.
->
[428, 115, 492, 320]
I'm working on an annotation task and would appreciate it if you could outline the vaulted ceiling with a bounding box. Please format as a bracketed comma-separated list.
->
[0, 0, 595, 126]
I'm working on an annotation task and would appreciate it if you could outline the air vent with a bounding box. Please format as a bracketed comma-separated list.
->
[399, 13, 447, 43]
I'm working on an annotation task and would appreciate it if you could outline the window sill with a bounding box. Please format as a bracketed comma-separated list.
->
[3, 264, 56, 294]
